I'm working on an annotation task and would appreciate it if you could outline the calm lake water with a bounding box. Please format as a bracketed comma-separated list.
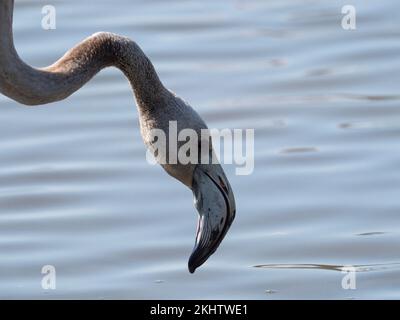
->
[0, 0, 399, 299]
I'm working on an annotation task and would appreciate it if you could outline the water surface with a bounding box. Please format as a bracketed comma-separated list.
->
[0, 0, 400, 299]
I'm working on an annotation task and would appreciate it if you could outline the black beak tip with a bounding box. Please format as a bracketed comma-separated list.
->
[188, 265, 196, 274]
[188, 254, 199, 274]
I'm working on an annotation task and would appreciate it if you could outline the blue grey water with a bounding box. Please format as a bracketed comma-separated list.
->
[0, 0, 399, 299]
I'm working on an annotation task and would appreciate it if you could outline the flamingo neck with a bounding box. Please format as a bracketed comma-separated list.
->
[0, 0, 169, 110]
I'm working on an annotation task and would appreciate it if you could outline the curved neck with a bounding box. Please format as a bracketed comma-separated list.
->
[0, 0, 168, 109]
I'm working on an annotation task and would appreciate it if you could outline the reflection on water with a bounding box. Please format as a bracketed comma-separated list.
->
[254, 262, 400, 273]
[280, 147, 318, 154]
[356, 232, 386, 236]
[0, 0, 400, 299]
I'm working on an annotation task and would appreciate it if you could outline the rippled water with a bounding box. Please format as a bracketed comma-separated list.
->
[0, 0, 399, 299]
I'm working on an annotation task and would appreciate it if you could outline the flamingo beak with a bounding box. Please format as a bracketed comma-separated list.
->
[188, 164, 236, 273]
